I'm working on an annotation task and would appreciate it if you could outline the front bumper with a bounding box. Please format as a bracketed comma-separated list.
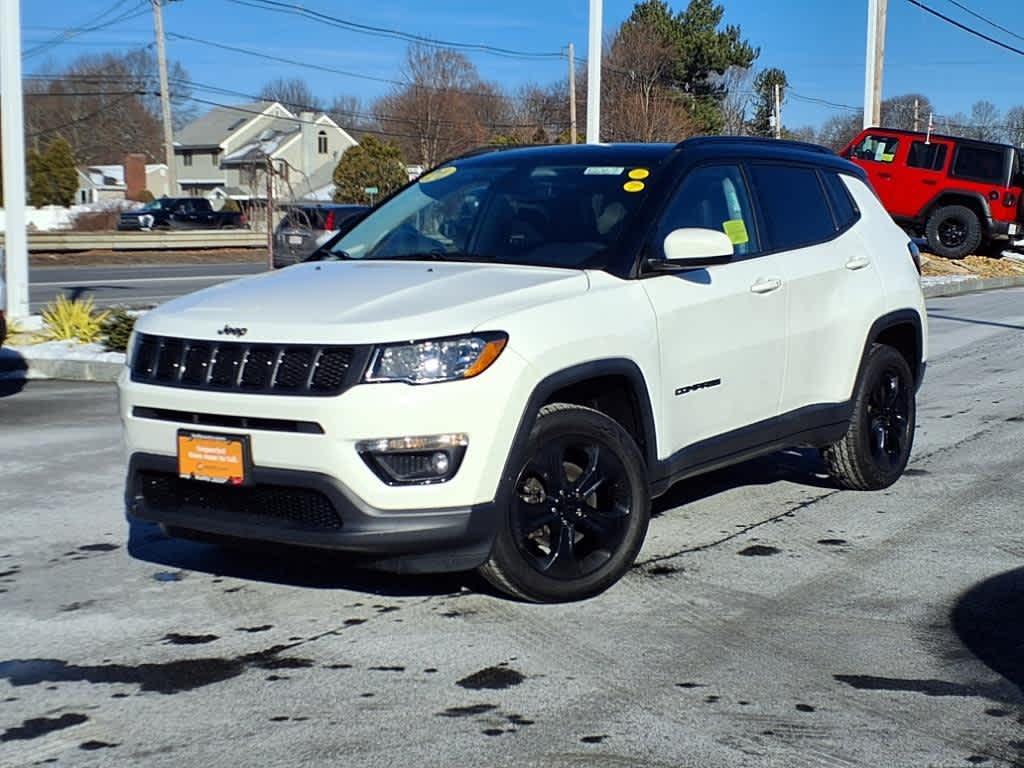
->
[126, 453, 497, 572]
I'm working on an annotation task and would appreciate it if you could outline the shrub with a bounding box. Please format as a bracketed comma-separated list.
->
[221, 197, 241, 212]
[137, 189, 155, 203]
[40, 296, 110, 343]
[100, 308, 137, 352]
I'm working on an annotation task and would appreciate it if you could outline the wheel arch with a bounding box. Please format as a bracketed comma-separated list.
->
[496, 359, 660, 503]
[922, 191, 993, 233]
[856, 309, 925, 393]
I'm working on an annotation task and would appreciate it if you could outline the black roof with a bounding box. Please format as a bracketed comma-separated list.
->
[863, 126, 1017, 152]
[451, 136, 855, 175]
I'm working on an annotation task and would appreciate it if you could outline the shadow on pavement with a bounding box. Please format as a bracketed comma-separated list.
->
[126, 520, 483, 598]
[929, 313, 1024, 332]
[0, 348, 28, 397]
[653, 447, 834, 516]
[952, 566, 1024, 693]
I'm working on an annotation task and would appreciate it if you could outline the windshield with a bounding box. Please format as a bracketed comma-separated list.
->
[141, 200, 164, 211]
[329, 159, 654, 269]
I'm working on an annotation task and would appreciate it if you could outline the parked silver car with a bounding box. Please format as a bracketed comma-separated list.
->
[272, 203, 368, 268]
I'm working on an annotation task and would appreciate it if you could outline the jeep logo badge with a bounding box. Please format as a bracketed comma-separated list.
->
[217, 325, 248, 337]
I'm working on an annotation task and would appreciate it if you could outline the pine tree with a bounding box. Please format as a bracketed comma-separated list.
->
[27, 148, 49, 207]
[748, 68, 788, 138]
[45, 137, 79, 207]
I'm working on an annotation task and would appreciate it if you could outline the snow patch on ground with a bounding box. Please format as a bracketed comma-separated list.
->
[921, 275, 976, 287]
[8, 340, 125, 364]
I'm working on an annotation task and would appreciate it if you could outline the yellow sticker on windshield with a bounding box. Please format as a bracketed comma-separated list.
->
[628, 168, 650, 180]
[623, 180, 645, 193]
[722, 218, 750, 245]
[419, 166, 457, 183]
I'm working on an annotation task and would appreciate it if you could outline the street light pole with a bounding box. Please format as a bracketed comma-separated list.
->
[1, 0, 29, 320]
[586, 0, 602, 144]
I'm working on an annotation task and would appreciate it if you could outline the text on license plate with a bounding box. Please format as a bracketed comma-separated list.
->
[177, 432, 248, 485]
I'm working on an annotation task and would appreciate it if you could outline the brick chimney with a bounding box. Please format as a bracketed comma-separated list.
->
[124, 153, 147, 200]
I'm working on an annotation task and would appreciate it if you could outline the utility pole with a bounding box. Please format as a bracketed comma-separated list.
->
[151, 0, 177, 194]
[567, 42, 577, 145]
[265, 155, 274, 271]
[862, 0, 888, 129]
[586, 0, 602, 144]
[913, 97, 920, 132]
[1, 0, 29, 321]
[773, 83, 782, 139]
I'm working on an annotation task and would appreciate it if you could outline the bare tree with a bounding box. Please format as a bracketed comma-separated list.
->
[719, 66, 753, 136]
[817, 111, 863, 151]
[968, 100, 1002, 142]
[259, 77, 324, 114]
[880, 93, 932, 131]
[602, 21, 695, 142]
[373, 44, 509, 166]
[1005, 106, 1024, 147]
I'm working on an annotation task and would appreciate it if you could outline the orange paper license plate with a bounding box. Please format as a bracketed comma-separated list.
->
[177, 432, 250, 485]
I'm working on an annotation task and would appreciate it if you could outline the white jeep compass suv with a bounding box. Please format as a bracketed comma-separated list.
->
[120, 137, 926, 602]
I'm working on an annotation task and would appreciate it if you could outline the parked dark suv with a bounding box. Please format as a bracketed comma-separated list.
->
[272, 203, 368, 268]
[117, 197, 247, 231]
[844, 127, 1024, 258]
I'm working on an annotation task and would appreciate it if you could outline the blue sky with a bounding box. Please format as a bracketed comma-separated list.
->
[19, 0, 1024, 131]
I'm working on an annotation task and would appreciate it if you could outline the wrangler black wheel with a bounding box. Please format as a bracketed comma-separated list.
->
[925, 204, 981, 260]
[480, 403, 650, 602]
[822, 344, 916, 490]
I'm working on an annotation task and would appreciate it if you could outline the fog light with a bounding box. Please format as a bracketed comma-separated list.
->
[356, 434, 467, 485]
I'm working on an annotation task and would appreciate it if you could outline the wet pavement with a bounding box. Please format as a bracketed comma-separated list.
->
[1, 289, 1024, 767]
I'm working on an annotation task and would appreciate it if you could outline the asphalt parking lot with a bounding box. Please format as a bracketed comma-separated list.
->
[1, 288, 1023, 768]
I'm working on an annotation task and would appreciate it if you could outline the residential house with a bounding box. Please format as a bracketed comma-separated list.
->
[173, 101, 357, 201]
[75, 161, 170, 204]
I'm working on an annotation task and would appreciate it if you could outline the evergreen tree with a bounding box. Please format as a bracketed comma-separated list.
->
[332, 137, 407, 205]
[44, 137, 79, 207]
[748, 68, 788, 138]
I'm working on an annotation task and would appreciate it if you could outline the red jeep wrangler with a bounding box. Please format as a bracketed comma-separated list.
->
[843, 127, 1024, 259]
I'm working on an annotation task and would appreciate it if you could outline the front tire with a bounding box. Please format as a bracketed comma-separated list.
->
[925, 204, 982, 259]
[822, 344, 916, 490]
[479, 403, 650, 603]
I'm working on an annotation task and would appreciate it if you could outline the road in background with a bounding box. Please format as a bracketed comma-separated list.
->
[28, 262, 268, 311]
[1, 289, 1023, 767]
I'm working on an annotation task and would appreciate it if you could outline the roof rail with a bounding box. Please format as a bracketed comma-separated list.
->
[677, 135, 834, 155]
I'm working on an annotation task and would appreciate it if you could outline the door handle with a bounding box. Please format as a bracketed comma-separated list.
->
[750, 277, 782, 294]
[879, 172, 893, 180]
[923, 179, 937, 186]
[846, 256, 871, 271]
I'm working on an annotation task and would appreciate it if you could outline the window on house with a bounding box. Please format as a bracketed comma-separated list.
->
[210, 150, 220, 167]
[318, 131, 328, 154]
[182, 151, 193, 167]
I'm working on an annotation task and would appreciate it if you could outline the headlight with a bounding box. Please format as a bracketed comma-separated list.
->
[365, 332, 507, 384]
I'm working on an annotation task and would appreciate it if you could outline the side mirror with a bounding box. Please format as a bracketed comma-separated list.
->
[649, 228, 734, 272]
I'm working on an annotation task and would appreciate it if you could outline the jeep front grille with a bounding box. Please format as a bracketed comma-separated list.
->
[131, 334, 366, 396]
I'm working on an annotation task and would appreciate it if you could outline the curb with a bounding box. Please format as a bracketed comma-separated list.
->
[923, 275, 1024, 299]
[0, 351, 123, 383]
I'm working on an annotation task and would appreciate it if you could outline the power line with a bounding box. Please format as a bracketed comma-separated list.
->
[222, 0, 565, 60]
[942, 0, 1024, 45]
[23, 2, 149, 60]
[904, 0, 1024, 57]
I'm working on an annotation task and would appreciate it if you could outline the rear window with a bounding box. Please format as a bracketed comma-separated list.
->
[907, 141, 948, 171]
[282, 207, 330, 229]
[951, 145, 1006, 184]
[749, 164, 835, 250]
[821, 172, 859, 230]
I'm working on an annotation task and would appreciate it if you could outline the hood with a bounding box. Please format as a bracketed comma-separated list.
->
[135, 260, 590, 344]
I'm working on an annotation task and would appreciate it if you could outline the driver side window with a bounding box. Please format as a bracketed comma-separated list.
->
[656, 164, 760, 259]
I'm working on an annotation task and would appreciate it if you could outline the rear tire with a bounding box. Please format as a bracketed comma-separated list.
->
[925, 204, 982, 260]
[822, 344, 916, 491]
[479, 403, 650, 603]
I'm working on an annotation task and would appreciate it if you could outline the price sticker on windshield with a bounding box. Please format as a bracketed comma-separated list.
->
[420, 166, 457, 184]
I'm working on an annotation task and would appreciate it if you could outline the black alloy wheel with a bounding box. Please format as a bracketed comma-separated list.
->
[479, 403, 650, 602]
[511, 437, 633, 581]
[865, 366, 912, 474]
